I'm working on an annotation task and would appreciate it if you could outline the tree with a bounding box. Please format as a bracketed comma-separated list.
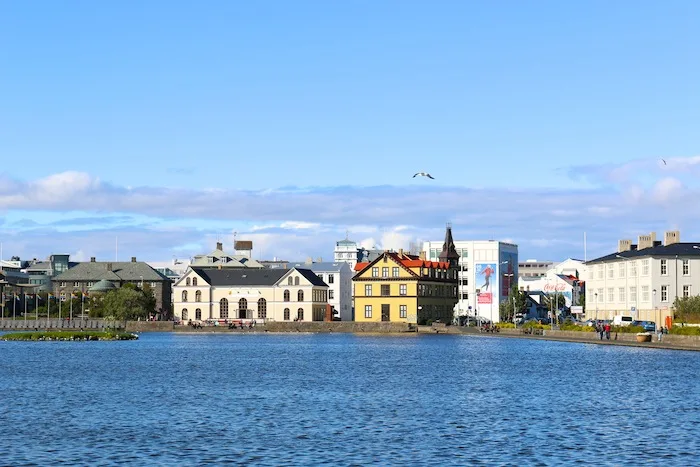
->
[673, 296, 700, 324]
[89, 286, 156, 323]
[543, 292, 566, 312]
[500, 283, 528, 322]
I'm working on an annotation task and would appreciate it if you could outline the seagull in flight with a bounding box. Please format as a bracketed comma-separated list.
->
[661, 159, 667, 165]
[413, 172, 435, 179]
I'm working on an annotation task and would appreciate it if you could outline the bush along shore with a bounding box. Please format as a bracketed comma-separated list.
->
[1, 331, 138, 341]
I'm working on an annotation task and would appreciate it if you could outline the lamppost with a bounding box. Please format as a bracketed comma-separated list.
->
[594, 292, 598, 320]
[652, 288, 657, 328]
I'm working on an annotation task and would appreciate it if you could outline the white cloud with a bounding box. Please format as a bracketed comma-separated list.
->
[4, 165, 700, 263]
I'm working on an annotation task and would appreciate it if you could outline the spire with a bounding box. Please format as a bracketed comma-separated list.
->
[439, 222, 459, 268]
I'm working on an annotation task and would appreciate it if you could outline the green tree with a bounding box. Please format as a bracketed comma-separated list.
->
[91, 286, 156, 323]
[500, 283, 528, 322]
[673, 296, 700, 324]
[543, 292, 566, 312]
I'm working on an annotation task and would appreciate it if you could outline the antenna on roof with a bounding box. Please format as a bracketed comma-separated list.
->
[115, 236, 118, 262]
[345, 229, 349, 240]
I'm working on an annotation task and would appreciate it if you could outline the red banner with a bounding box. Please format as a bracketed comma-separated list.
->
[477, 293, 492, 304]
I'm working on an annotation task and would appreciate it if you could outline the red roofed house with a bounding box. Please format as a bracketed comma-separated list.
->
[352, 225, 460, 324]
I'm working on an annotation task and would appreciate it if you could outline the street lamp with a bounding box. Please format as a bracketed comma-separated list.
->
[594, 292, 598, 320]
[652, 288, 657, 328]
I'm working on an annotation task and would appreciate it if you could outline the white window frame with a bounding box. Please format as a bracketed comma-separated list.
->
[661, 285, 668, 302]
[618, 263, 625, 278]
[683, 259, 689, 276]
[364, 284, 372, 297]
[399, 284, 407, 296]
[399, 305, 407, 318]
[683, 285, 691, 298]
[660, 259, 667, 276]
[618, 287, 625, 303]
[630, 286, 637, 303]
[371, 267, 378, 278]
[364, 305, 372, 318]
[642, 285, 649, 302]
[642, 259, 650, 276]
[608, 266, 614, 279]
[607, 287, 614, 303]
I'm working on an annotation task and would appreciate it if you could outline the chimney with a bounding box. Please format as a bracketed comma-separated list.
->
[106, 263, 112, 271]
[419, 251, 426, 260]
[90, 257, 96, 262]
[398, 248, 404, 257]
[316, 257, 322, 262]
[664, 230, 680, 246]
[216, 241, 223, 251]
[131, 256, 136, 263]
[617, 240, 632, 253]
[218, 264, 222, 270]
[638, 232, 656, 250]
[306, 257, 313, 265]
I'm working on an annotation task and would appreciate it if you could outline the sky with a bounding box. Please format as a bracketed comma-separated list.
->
[1, 0, 700, 264]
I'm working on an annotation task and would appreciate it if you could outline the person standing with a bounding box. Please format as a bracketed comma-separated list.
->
[657, 325, 663, 342]
[604, 323, 611, 340]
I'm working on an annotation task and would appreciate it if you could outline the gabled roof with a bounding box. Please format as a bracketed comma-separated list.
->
[586, 242, 700, 265]
[354, 251, 451, 275]
[53, 262, 169, 282]
[190, 267, 328, 287]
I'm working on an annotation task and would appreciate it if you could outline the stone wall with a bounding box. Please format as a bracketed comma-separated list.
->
[495, 328, 700, 348]
[126, 321, 174, 332]
[264, 321, 414, 333]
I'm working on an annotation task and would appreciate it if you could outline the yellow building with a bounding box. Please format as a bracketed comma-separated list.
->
[352, 226, 460, 324]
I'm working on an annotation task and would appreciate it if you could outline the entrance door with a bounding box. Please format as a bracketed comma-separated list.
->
[381, 304, 390, 322]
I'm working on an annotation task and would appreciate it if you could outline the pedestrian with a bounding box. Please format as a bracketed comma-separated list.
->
[657, 325, 663, 342]
[604, 323, 611, 340]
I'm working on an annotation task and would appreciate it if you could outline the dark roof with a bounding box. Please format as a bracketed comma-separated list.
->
[296, 268, 328, 286]
[53, 261, 170, 282]
[586, 242, 700, 265]
[191, 267, 328, 287]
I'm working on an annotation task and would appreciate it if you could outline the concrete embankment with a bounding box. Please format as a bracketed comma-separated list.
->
[462, 327, 700, 351]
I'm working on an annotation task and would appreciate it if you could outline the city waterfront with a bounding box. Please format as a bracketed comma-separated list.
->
[1, 333, 698, 465]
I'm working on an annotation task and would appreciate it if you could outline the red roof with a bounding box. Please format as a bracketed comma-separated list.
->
[354, 252, 451, 273]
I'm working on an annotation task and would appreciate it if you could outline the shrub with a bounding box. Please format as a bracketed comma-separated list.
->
[669, 326, 700, 336]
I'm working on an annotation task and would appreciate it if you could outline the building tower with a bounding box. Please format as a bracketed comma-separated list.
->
[438, 223, 460, 269]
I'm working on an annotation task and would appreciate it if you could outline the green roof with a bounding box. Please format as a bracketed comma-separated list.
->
[89, 279, 117, 292]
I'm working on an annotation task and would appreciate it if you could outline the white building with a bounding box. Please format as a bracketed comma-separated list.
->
[290, 260, 353, 321]
[423, 240, 518, 323]
[585, 230, 694, 326]
[334, 239, 360, 269]
[518, 259, 554, 279]
[519, 259, 587, 308]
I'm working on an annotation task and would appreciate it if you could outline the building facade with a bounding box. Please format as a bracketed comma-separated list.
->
[585, 230, 693, 325]
[422, 239, 519, 323]
[290, 261, 353, 321]
[172, 267, 329, 323]
[518, 259, 554, 279]
[190, 242, 265, 269]
[51, 257, 173, 318]
[354, 226, 459, 324]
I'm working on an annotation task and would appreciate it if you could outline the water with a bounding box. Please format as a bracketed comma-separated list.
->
[1, 333, 698, 466]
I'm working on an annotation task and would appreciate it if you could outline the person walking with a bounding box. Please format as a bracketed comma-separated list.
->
[657, 325, 663, 342]
[604, 323, 611, 340]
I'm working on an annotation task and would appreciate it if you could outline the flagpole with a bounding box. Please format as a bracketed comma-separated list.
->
[13, 293, 16, 320]
[24, 291, 27, 326]
[35, 293, 39, 321]
[70, 294, 73, 321]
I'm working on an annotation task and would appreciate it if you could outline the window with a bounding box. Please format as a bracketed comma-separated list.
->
[597, 288, 603, 302]
[220, 298, 228, 319]
[298, 290, 304, 301]
[186, 278, 191, 286]
[630, 286, 637, 303]
[607, 288, 614, 302]
[195, 290, 201, 302]
[400, 305, 407, 318]
[400, 284, 407, 296]
[294, 277, 300, 286]
[258, 298, 267, 319]
[87, 282, 95, 287]
[327, 274, 334, 284]
[364, 305, 372, 318]
[661, 285, 668, 302]
[195, 309, 202, 320]
[382, 267, 389, 277]
[597, 266, 603, 279]
[284, 308, 290, 320]
[317, 274, 324, 282]
[284, 290, 290, 302]
[461, 293, 468, 300]
[618, 287, 625, 303]
[381, 285, 390, 296]
[618, 263, 625, 278]
[683, 285, 691, 298]
[365, 284, 372, 296]
[392, 267, 399, 277]
[60, 282, 66, 287]
[372, 267, 379, 277]
[630, 263, 637, 277]
[683, 259, 690, 276]
[150, 282, 157, 288]
[461, 249, 468, 258]
[73, 281, 80, 287]
[182, 290, 188, 302]
[182, 309, 188, 320]
[661, 259, 667, 276]
[642, 286, 649, 302]
[329, 290, 334, 300]
[192, 278, 197, 286]
[239, 298, 247, 314]
[642, 259, 650, 276]
[297, 308, 304, 320]
[607, 266, 614, 279]
[288, 277, 293, 285]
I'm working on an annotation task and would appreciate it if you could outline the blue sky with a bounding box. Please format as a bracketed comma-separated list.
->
[2, 1, 700, 263]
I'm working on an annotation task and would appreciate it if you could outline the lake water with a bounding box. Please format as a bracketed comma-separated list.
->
[1, 332, 698, 465]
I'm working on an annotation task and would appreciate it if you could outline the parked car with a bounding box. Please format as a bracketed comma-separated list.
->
[632, 320, 656, 332]
[612, 315, 634, 326]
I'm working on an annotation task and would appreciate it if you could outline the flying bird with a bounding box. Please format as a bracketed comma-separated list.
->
[661, 159, 667, 165]
[413, 172, 435, 179]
